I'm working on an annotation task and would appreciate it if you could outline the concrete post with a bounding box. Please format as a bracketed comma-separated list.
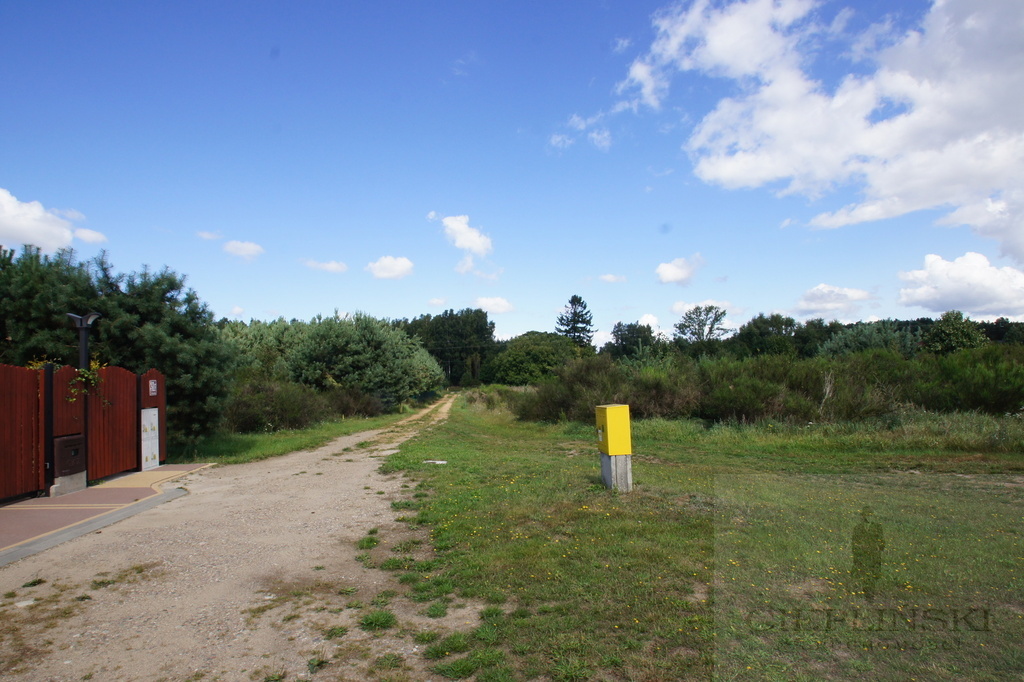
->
[596, 404, 633, 492]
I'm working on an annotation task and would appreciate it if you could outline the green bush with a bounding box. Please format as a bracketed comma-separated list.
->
[511, 355, 627, 422]
[223, 379, 329, 432]
[624, 361, 700, 419]
[288, 313, 445, 407]
[499, 344, 1024, 426]
[912, 345, 1024, 414]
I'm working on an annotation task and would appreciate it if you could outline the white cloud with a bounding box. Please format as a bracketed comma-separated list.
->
[197, 231, 222, 240]
[441, 214, 492, 256]
[224, 240, 264, 259]
[74, 228, 107, 244]
[455, 254, 475, 274]
[613, 37, 632, 54]
[230, 305, 244, 318]
[428, 297, 446, 307]
[549, 133, 575, 149]
[600, 274, 627, 283]
[588, 129, 612, 151]
[430, 213, 497, 277]
[474, 296, 514, 314]
[639, 313, 670, 338]
[618, 0, 1024, 262]
[53, 208, 86, 221]
[794, 283, 873, 318]
[898, 252, 1024, 317]
[0, 188, 103, 252]
[656, 254, 704, 284]
[303, 259, 348, 273]
[366, 255, 414, 279]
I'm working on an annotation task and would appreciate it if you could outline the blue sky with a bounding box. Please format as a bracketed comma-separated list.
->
[2, 0, 1022, 343]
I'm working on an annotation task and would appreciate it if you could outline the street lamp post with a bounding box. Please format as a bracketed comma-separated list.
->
[66, 312, 102, 369]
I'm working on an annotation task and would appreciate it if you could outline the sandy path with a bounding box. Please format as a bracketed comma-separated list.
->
[0, 394, 470, 681]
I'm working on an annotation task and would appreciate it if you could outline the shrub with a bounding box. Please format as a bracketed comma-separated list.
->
[511, 355, 628, 422]
[912, 345, 1024, 414]
[323, 386, 385, 417]
[223, 379, 329, 432]
[623, 360, 700, 419]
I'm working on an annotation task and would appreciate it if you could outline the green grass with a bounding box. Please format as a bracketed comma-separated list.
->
[359, 609, 397, 631]
[167, 413, 405, 465]
[383, 397, 1024, 681]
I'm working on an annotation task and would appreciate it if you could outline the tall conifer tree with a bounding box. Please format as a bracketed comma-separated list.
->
[556, 295, 595, 348]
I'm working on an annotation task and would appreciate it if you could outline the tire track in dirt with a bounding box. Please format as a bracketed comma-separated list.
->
[0, 393, 471, 681]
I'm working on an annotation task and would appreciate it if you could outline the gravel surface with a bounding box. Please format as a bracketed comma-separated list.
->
[0, 395, 475, 681]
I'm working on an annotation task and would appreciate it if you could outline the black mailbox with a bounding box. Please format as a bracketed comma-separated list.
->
[54, 435, 86, 477]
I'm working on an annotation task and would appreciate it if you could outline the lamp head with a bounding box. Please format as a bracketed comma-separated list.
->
[67, 312, 102, 329]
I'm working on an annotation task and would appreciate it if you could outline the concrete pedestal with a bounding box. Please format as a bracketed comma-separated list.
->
[601, 453, 633, 492]
[50, 471, 87, 497]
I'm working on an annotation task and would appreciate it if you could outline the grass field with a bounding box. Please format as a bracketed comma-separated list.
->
[382, 397, 1023, 681]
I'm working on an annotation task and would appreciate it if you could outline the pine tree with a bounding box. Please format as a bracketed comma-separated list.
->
[555, 295, 595, 348]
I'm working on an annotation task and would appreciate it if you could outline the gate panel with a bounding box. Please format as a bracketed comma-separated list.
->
[0, 364, 43, 499]
[52, 365, 85, 437]
[87, 366, 140, 481]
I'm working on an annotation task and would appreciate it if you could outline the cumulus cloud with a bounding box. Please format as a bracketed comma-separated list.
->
[0, 188, 104, 252]
[366, 255, 414, 279]
[898, 252, 1024, 317]
[616, 0, 1024, 261]
[224, 240, 265, 260]
[303, 259, 348, 273]
[600, 274, 627, 283]
[230, 306, 245, 318]
[428, 297, 446, 307]
[441, 214, 492, 256]
[794, 283, 874, 318]
[474, 296, 514, 314]
[656, 254, 704, 284]
[429, 212, 496, 276]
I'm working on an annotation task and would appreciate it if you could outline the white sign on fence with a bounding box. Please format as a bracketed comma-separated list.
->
[141, 408, 160, 471]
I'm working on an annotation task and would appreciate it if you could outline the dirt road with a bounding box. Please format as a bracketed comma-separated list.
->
[0, 394, 471, 681]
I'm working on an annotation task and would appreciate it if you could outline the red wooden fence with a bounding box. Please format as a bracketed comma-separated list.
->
[0, 364, 166, 501]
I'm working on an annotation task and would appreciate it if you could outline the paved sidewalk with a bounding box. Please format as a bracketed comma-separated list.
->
[0, 463, 210, 567]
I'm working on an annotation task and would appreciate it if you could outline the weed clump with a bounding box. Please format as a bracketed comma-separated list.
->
[359, 610, 397, 631]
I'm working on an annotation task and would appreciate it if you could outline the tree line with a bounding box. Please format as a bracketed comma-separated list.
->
[4, 246, 1020, 449]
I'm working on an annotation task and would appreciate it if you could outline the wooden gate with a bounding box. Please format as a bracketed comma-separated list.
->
[0, 364, 167, 501]
[0, 365, 43, 500]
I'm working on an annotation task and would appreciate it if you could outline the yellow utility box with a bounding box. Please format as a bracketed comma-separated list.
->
[596, 404, 631, 456]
